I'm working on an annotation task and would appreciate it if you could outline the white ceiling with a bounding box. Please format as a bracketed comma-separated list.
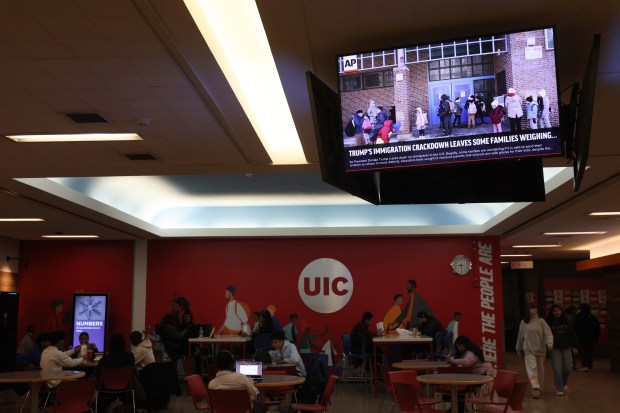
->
[1, 0, 619, 262]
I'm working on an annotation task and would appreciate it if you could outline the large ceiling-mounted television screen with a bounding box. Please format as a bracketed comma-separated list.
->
[338, 27, 563, 172]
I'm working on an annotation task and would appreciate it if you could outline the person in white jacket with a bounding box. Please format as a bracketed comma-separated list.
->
[538, 89, 552, 128]
[40, 331, 84, 388]
[505, 87, 524, 132]
[130, 331, 155, 371]
[516, 303, 553, 399]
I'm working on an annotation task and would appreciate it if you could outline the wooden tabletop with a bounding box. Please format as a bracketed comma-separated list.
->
[255, 375, 305, 388]
[417, 373, 493, 386]
[372, 335, 433, 343]
[263, 363, 296, 369]
[0, 370, 86, 383]
[189, 335, 251, 343]
[392, 360, 451, 370]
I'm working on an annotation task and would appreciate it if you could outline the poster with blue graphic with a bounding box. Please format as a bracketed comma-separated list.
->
[72, 294, 108, 353]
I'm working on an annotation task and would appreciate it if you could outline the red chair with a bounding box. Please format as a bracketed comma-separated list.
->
[95, 366, 135, 413]
[378, 364, 397, 413]
[290, 374, 338, 413]
[466, 370, 517, 413]
[44, 379, 96, 413]
[473, 382, 527, 413]
[391, 382, 444, 413]
[185, 375, 211, 411]
[388, 370, 443, 409]
[207, 388, 253, 413]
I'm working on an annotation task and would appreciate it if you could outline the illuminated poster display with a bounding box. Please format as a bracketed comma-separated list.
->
[72, 294, 108, 352]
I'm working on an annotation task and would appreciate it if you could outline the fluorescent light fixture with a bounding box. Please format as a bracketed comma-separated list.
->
[5, 133, 142, 142]
[500, 254, 533, 257]
[589, 212, 620, 216]
[41, 235, 99, 239]
[543, 231, 607, 235]
[183, 0, 306, 165]
[500, 261, 509, 264]
[511, 244, 561, 248]
[0, 218, 44, 222]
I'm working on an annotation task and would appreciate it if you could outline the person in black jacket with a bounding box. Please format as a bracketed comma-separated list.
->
[546, 305, 578, 395]
[416, 311, 444, 339]
[574, 303, 600, 371]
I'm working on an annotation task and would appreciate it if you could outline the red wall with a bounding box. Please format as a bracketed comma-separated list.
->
[16, 240, 134, 348]
[146, 236, 504, 366]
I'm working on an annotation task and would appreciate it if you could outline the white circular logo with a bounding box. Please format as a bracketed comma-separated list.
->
[298, 258, 353, 314]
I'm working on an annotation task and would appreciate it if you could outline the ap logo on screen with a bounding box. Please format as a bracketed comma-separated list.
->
[298, 258, 353, 314]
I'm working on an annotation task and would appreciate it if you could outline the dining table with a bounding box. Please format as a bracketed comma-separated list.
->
[417, 373, 493, 413]
[0, 370, 86, 413]
[188, 335, 251, 358]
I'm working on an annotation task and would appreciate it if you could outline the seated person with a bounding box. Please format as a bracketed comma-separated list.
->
[269, 331, 306, 377]
[351, 311, 376, 355]
[16, 333, 50, 367]
[73, 331, 99, 354]
[129, 331, 155, 372]
[98, 332, 135, 371]
[416, 311, 444, 338]
[41, 331, 84, 388]
[446, 336, 495, 376]
[208, 350, 260, 407]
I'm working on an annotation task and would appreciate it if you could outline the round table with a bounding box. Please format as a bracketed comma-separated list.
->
[417, 373, 493, 413]
[392, 360, 451, 370]
[0, 370, 86, 413]
[254, 375, 305, 388]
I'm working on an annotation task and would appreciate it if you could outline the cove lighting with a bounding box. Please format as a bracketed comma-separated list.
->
[500, 254, 533, 257]
[41, 235, 99, 239]
[589, 212, 620, 216]
[183, 0, 306, 165]
[511, 244, 561, 248]
[0, 218, 44, 222]
[5, 133, 142, 142]
[543, 231, 607, 235]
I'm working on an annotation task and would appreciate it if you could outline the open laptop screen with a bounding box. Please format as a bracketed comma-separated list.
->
[235, 360, 263, 381]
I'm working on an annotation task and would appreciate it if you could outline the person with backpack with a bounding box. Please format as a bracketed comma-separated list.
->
[475, 96, 486, 125]
[505, 87, 524, 132]
[452, 97, 463, 127]
[415, 107, 428, 137]
[465, 95, 477, 128]
[489, 100, 504, 133]
[352, 109, 365, 146]
[538, 89, 552, 128]
[439, 94, 452, 136]
[526, 96, 539, 130]
[368, 105, 387, 143]
[217, 285, 249, 336]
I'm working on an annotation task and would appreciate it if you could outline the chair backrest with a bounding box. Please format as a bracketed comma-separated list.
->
[318, 375, 339, 407]
[185, 374, 208, 406]
[53, 379, 96, 413]
[509, 382, 528, 411]
[493, 370, 518, 400]
[207, 388, 252, 413]
[340, 333, 352, 354]
[379, 364, 392, 391]
[98, 365, 134, 391]
[388, 370, 423, 393]
[391, 381, 421, 413]
[442, 330, 454, 351]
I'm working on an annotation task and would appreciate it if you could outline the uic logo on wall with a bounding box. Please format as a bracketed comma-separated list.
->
[298, 258, 353, 314]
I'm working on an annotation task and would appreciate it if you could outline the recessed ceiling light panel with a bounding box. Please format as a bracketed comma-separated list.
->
[5, 133, 142, 142]
[0, 218, 45, 222]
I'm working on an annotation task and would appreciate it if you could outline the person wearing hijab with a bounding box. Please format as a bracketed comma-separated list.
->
[489, 100, 504, 133]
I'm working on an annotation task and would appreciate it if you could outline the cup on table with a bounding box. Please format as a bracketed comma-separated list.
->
[87, 350, 93, 361]
[80, 344, 88, 358]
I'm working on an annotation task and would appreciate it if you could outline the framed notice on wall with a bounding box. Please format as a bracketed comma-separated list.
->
[72, 294, 108, 352]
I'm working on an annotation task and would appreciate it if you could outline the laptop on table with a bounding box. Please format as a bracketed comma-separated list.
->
[235, 360, 263, 383]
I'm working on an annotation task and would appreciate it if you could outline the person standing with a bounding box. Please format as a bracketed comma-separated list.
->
[546, 304, 578, 396]
[415, 107, 428, 137]
[475, 96, 486, 125]
[446, 312, 462, 344]
[452, 97, 463, 127]
[516, 303, 553, 399]
[465, 95, 477, 128]
[574, 303, 600, 371]
[505, 88, 524, 132]
[489, 101, 504, 133]
[526, 96, 539, 129]
[352, 110, 365, 147]
[367, 100, 378, 126]
[538, 89, 552, 128]
[440, 94, 452, 136]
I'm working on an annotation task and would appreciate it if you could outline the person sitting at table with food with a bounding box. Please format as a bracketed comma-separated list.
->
[208, 350, 264, 412]
[269, 331, 307, 377]
[73, 331, 99, 355]
[130, 331, 155, 372]
[446, 335, 496, 398]
[351, 311, 377, 356]
[16, 333, 51, 367]
[40, 331, 85, 388]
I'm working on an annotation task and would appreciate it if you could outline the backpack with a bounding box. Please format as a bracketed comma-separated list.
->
[438, 101, 447, 118]
[362, 117, 372, 131]
[344, 119, 355, 137]
[449, 101, 455, 113]
[467, 102, 477, 114]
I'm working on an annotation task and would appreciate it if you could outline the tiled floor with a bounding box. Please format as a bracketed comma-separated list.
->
[2, 353, 618, 412]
